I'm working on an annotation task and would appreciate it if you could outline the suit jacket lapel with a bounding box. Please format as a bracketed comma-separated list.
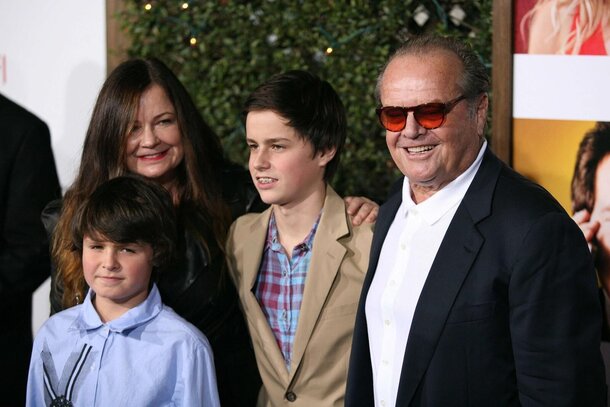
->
[396, 149, 502, 405]
[289, 186, 349, 381]
[346, 184, 403, 405]
[244, 208, 270, 291]
[364, 187, 403, 293]
[241, 208, 291, 383]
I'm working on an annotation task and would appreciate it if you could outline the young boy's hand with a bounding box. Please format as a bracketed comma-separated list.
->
[345, 196, 378, 226]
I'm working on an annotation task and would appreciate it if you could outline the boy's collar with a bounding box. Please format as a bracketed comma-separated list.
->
[71, 285, 162, 333]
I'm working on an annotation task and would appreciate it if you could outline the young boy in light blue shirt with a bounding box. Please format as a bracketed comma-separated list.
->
[26, 175, 220, 407]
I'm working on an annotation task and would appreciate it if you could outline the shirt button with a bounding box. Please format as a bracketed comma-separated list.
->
[285, 391, 297, 402]
[384, 320, 391, 326]
[400, 243, 406, 250]
[389, 280, 396, 286]
[381, 400, 386, 406]
[383, 359, 389, 365]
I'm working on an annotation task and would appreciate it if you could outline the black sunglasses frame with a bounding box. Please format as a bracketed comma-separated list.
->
[376, 95, 467, 131]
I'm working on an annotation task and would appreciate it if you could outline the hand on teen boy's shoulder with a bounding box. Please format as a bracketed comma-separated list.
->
[344, 196, 379, 226]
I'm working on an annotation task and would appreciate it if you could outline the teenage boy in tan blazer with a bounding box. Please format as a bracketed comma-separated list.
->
[226, 70, 373, 407]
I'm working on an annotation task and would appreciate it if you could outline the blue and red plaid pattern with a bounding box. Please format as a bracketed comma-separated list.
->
[255, 211, 321, 370]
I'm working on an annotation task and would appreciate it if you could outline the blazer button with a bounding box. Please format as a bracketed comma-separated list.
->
[285, 391, 297, 402]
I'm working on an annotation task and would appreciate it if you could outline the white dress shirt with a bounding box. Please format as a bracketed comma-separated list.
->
[365, 141, 486, 407]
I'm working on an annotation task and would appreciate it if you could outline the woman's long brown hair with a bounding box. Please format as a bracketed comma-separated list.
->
[52, 58, 230, 308]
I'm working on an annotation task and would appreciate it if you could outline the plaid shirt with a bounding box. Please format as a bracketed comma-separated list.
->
[255, 211, 321, 370]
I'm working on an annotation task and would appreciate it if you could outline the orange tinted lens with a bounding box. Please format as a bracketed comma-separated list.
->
[380, 107, 407, 131]
[414, 104, 445, 129]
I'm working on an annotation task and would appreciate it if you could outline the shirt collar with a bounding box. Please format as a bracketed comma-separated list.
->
[72, 284, 163, 334]
[401, 140, 487, 225]
[265, 210, 322, 253]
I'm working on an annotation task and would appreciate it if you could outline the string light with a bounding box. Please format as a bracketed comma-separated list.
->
[325, 47, 333, 55]
[144, 3, 152, 11]
[413, 5, 429, 27]
[449, 5, 466, 26]
[181, 3, 189, 10]
[189, 37, 197, 46]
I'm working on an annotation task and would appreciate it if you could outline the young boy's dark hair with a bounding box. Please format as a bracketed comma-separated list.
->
[71, 175, 177, 278]
[242, 69, 347, 181]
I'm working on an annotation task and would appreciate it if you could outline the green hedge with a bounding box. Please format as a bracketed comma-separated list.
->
[118, 0, 492, 202]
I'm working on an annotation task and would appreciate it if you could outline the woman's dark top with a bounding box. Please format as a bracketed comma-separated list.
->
[43, 163, 266, 407]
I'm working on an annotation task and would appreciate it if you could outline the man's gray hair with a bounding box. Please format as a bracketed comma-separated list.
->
[376, 35, 490, 104]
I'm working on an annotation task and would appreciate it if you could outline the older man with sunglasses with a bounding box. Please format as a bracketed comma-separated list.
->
[346, 35, 606, 407]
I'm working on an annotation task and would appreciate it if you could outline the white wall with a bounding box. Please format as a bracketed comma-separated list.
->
[0, 0, 107, 334]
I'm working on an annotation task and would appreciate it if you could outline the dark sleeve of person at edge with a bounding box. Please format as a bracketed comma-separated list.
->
[44, 161, 264, 407]
[0, 93, 61, 407]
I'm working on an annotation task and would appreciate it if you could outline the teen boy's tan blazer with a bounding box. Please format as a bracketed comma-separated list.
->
[226, 186, 373, 407]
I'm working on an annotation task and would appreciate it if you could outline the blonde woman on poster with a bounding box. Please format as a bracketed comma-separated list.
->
[523, 0, 610, 54]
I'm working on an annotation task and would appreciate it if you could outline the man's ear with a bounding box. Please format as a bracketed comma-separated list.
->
[475, 94, 489, 137]
[317, 147, 337, 167]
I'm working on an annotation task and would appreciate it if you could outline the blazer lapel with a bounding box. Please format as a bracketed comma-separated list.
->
[345, 185, 403, 405]
[288, 187, 349, 381]
[364, 187, 403, 292]
[240, 208, 291, 382]
[243, 208, 271, 291]
[396, 149, 502, 405]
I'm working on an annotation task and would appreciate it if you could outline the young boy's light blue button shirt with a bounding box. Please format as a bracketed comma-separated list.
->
[26, 284, 220, 407]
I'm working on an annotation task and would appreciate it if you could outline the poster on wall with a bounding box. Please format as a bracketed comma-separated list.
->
[512, 0, 610, 214]
[513, 5, 610, 342]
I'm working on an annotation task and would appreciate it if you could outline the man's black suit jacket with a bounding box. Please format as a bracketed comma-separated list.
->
[0, 93, 60, 406]
[346, 148, 606, 406]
